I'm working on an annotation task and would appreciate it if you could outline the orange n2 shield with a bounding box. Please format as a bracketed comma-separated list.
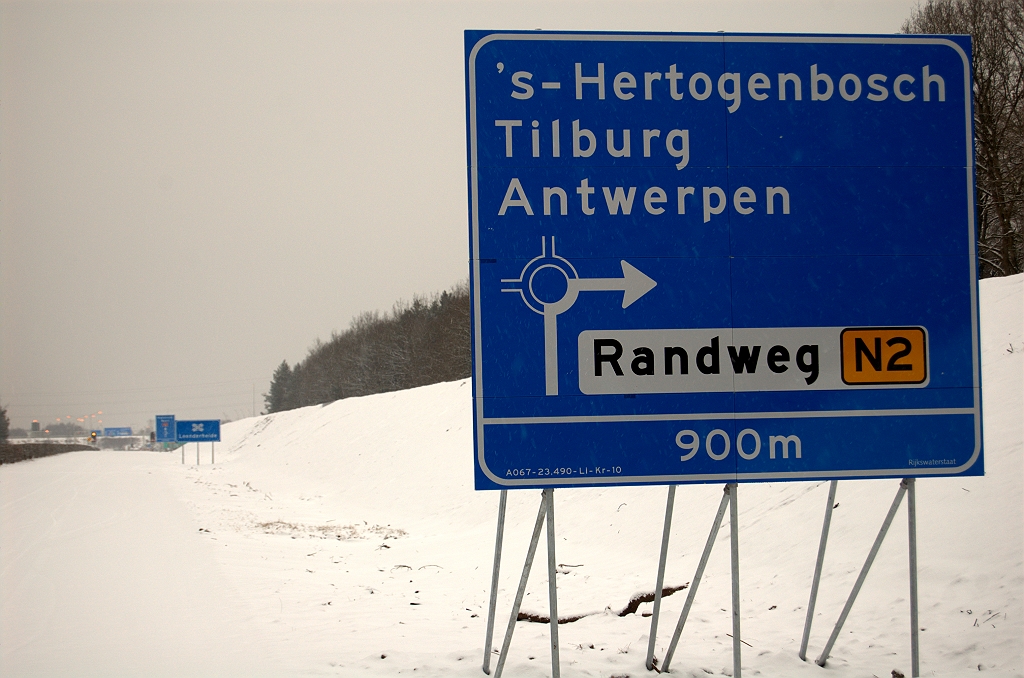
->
[840, 327, 928, 385]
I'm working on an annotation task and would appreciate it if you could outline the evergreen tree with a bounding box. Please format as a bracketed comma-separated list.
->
[0, 404, 10, 443]
[264, 361, 292, 413]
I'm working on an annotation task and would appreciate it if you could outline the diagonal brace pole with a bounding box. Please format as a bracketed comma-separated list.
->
[493, 491, 548, 678]
[799, 480, 838, 661]
[815, 479, 908, 667]
[646, 485, 677, 670]
[483, 490, 508, 674]
[660, 484, 732, 673]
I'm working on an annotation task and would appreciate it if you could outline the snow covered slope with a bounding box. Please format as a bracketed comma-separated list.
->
[2, 273, 1021, 678]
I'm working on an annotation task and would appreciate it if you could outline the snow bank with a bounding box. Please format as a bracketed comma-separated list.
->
[2, 273, 1020, 677]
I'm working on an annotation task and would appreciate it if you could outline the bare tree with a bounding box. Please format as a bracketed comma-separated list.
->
[904, 0, 1024, 277]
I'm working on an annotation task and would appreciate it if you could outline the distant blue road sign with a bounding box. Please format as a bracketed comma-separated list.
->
[466, 31, 982, 489]
[155, 415, 176, 442]
[175, 420, 221, 442]
[103, 427, 133, 437]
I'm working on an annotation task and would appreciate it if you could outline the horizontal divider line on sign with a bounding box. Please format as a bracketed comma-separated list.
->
[482, 407, 976, 425]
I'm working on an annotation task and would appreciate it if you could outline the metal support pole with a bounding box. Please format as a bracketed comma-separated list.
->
[646, 485, 677, 670]
[493, 492, 548, 678]
[181, 444, 184, 464]
[483, 490, 508, 675]
[661, 484, 732, 673]
[815, 479, 908, 667]
[730, 483, 741, 678]
[196, 443, 200, 465]
[212, 442, 215, 465]
[908, 478, 919, 677]
[545, 489, 560, 678]
[799, 480, 838, 661]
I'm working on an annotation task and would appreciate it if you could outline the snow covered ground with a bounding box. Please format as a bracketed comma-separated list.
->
[2, 273, 1021, 678]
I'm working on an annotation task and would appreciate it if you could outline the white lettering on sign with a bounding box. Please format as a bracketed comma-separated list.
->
[498, 176, 790, 221]
[494, 119, 691, 167]
[676, 428, 802, 461]
[507, 64, 946, 110]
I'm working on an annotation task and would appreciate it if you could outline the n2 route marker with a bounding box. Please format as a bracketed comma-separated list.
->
[466, 31, 983, 489]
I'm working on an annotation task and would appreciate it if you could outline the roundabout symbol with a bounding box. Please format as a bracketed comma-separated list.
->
[501, 236, 658, 395]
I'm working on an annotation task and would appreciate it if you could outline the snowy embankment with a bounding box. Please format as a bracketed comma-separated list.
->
[1, 274, 1021, 678]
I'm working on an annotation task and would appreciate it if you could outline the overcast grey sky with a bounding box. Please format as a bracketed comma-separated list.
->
[1, 0, 922, 431]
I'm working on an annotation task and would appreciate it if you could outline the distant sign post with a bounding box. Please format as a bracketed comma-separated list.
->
[175, 420, 220, 442]
[465, 32, 982, 490]
[175, 419, 220, 465]
[155, 415, 176, 443]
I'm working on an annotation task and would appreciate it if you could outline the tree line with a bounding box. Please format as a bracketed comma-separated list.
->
[264, 282, 470, 413]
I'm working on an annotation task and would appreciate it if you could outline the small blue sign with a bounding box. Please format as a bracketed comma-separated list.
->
[466, 31, 982, 489]
[155, 415, 176, 442]
[175, 419, 221, 442]
[103, 427, 133, 437]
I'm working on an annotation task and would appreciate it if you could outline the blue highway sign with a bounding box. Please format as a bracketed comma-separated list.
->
[466, 31, 982, 489]
[175, 419, 221, 442]
[102, 427, 133, 437]
[155, 415, 176, 443]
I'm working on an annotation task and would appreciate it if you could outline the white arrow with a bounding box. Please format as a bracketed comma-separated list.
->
[569, 260, 658, 308]
[541, 260, 657, 395]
